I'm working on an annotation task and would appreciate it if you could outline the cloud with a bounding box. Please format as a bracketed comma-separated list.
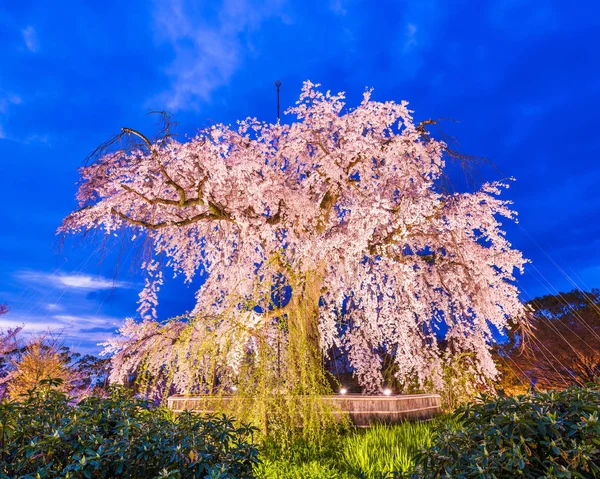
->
[151, 0, 288, 110]
[390, 0, 443, 80]
[329, 0, 347, 15]
[52, 314, 121, 328]
[15, 271, 134, 291]
[79, 326, 119, 334]
[0, 312, 123, 355]
[404, 23, 418, 52]
[44, 303, 63, 312]
[2, 268, 139, 354]
[0, 92, 23, 141]
[0, 93, 22, 114]
[21, 26, 38, 53]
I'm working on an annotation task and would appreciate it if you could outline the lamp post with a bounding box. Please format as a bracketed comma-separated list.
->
[274, 80, 282, 123]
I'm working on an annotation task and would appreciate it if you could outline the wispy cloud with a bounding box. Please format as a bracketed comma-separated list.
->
[403, 23, 418, 52]
[0, 93, 22, 113]
[329, 0, 347, 16]
[15, 271, 134, 291]
[0, 92, 23, 141]
[52, 314, 121, 329]
[405, 1, 442, 48]
[3, 270, 138, 354]
[0, 312, 122, 354]
[21, 26, 38, 53]
[152, 0, 289, 110]
[44, 303, 63, 312]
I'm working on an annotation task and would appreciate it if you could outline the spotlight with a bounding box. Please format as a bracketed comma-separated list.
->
[231, 386, 238, 392]
[383, 388, 392, 396]
[340, 388, 347, 395]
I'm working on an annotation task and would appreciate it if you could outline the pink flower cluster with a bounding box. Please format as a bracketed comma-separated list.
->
[61, 82, 527, 394]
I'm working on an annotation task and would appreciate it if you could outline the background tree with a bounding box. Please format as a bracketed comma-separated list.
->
[73, 353, 110, 390]
[496, 289, 600, 391]
[0, 305, 110, 399]
[60, 82, 527, 403]
[0, 303, 16, 359]
[4, 335, 84, 399]
[0, 304, 21, 399]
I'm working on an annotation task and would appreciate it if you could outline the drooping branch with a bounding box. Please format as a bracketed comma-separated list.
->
[121, 127, 153, 149]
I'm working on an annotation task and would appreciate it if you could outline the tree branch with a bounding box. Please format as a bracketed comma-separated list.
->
[111, 207, 235, 230]
[120, 184, 205, 207]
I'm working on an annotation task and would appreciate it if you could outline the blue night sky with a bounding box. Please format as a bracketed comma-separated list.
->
[0, 0, 599, 354]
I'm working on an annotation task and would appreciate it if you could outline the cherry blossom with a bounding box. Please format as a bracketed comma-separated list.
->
[60, 82, 527, 394]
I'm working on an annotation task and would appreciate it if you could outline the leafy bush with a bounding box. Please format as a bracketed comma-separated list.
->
[416, 386, 600, 478]
[0, 381, 258, 479]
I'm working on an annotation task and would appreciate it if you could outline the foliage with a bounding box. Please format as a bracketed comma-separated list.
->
[436, 352, 494, 410]
[122, 273, 341, 443]
[415, 387, 600, 478]
[493, 352, 531, 397]
[256, 429, 354, 479]
[1, 333, 110, 400]
[0, 304, 18, 362]
[60, 81, 527, 401]
[0, 322, 22, 400]
[342, 422, 438, 478]
[0, 329, 20, 363]
[72, 353, 110, 390]
[256, 419, 451, 479]
[497, 289, 600, 391]
[388, 352, 492, 411]
[4, 337, 84, 399]
[0, 383, 259, 479]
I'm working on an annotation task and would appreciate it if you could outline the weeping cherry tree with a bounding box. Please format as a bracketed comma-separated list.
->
[60, 82, 527, 422]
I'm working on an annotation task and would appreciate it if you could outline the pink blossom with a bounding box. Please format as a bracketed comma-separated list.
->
[62, 82, 527, 394]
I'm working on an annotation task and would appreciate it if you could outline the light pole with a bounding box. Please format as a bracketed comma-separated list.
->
[274, 80, 282, 122]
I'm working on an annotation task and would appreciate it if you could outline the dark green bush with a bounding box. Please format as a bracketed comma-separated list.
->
[0, 380, 258, 479]
[415, 386, 600, 478]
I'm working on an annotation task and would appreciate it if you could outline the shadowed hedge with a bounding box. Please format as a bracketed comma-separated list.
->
[416, 386, 600, 478]
[0, 380, 259, 479]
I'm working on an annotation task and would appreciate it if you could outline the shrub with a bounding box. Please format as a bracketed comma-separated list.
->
[0, 382, 259, 478]
[415, 386, 600, 478]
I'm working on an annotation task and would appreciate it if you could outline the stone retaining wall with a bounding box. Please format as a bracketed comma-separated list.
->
[167, 393, 442, 427]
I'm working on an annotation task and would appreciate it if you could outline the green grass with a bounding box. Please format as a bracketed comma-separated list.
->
[342, 422, 435, 477]
[255, 417, 453, 479]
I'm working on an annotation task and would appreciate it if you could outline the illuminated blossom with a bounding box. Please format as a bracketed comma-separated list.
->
[61, 82, 527, 393]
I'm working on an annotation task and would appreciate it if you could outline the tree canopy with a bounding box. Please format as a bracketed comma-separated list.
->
[60, 82, 527, 396]
[497, 289, 600, 391]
